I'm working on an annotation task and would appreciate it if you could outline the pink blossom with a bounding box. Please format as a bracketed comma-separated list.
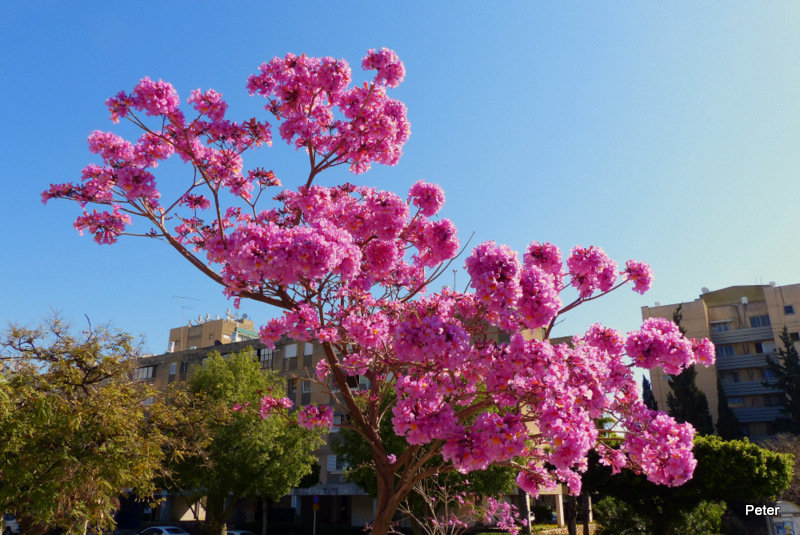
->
[567, 246, 618, 298]
[692, 337, 716, 366]
[625, 259, 654, 294]
[362, 48, 405, 88]
[517, 265, 561, 329]
[408, 180, 445, 217]
[258, 395, 293, 419]
[188, 88, 227, 121]
[131, 77, 180, 116]
[524, 241, 563, 278]
[73, 205, 131, 244]
[626, 317, 697, 375]
[297, 404, 334, 429]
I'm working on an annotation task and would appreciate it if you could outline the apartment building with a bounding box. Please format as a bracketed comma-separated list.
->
[643, 283, 800, 437]
[135, 315, 375, 528]
[166, 311, 259, 352]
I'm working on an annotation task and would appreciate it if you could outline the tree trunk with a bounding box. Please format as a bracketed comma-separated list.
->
[261, 497, 268, 535]
[206, 492, 228, 535]
[565, 495, 577, 535]
[581, 494, 590, 534]
[519, 487, 532, 535]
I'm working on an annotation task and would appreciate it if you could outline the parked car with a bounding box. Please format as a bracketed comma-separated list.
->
[2, 513, 19, 535]
[135, 527, 191, 535]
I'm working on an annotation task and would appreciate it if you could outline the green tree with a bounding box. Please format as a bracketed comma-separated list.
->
[761, 433, 800, 504]
[666, 305, 714, 435]
[764, 327, 800, 433]
[168, 348, 325, 535]
[0, 318, 166, 535]
[715, 378, 744, 440]
[584, 435, 793, 535]
[641, 376, 658, 411]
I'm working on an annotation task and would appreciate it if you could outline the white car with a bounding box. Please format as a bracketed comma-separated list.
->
[136, 527, 191, 535]
[2, 514, 19, 535]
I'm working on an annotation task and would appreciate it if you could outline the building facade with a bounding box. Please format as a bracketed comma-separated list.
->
[643, 283, 800, 437]
[167, 311, 259, 352]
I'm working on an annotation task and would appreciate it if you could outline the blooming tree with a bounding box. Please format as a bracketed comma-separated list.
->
[44, 49, 716, 535]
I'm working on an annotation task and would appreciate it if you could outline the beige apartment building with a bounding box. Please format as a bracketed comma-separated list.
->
[643, 283, 800, 438]
[166, 311, 259, 352]
[135, 315, 375, 527]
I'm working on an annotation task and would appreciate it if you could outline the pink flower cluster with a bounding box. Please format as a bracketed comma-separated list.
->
[258, 395, 293, 419]
[567, 246, 617, 298]
[626, 317, 715, 374]
[73, 205, 131, 244]
[441, 412, 527, 472]
[625, 259, 654, 294]
[483, 497, 522, 535]
[297, 404, 334, 430]
[246, 50, 409, 174]
[623, 404, 697, 486]
[408, 180, 445, 217]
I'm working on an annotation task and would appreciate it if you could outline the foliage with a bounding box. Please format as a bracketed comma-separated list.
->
[167, 348, 325, 535]
[0, 317, 165, 535]
[764, 326, 800, 433]
[666, 305, 714, 435]
[585, 435, 792, 535]
[46, 49, 718, 535]
[715, 378, 744, 440]
[676, 500, 725, 535]
[759, 433, 800, 504]
[641, 376, 658, 411]
[593, 497, 648, 535]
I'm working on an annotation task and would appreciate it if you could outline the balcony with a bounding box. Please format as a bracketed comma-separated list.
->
[731, 406, 785, 424]
[715, 353, 772, 371]
[710, 326, 773, 344]
[720, 381, 781, 397]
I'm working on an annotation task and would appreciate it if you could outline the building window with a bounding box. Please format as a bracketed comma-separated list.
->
[716, 344, 734, 358]
[304, 342, 314, 356]
[287, 378, 297, 399]
[710, 322, 730, 333]
[749, 315, 771, 328]
[763, 369, 776, 381]
[285, 344, 297, 358]
[327, 454, 347, 472]
[258, 348, 274, 369]
[721, 371, 739, 383]
[133, 366, 155, 381]
[785, 305, 795, 315]
[302, 380, 311, 394]
[169, 362, 177, 376]
[755, 341, 776, 354]
[727, 397, 744, 409]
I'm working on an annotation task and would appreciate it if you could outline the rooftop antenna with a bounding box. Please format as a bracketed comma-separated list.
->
[172, 295, 199, 323]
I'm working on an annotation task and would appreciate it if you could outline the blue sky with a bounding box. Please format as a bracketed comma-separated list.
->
[2, 2, 799, 361]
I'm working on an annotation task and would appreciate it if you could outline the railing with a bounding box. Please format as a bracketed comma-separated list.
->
[711, 326, 774, 344]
